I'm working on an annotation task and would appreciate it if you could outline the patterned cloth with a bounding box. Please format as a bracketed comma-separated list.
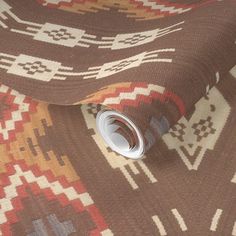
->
[0, 0, 236, 235]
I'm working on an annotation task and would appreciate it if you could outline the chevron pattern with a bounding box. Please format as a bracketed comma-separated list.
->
[80, 82, 185, 115]
[0, 84, 37, 143]
[37, 0, 216, 20]
[0, 160, 111, 235]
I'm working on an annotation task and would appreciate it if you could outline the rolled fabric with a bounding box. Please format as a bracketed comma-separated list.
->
[96, 107, 171, 158]
[0, 0, 236, 159]
[96, 110, 145, 159]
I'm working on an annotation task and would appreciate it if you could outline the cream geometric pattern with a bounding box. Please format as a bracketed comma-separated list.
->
[152, 208, 188, 235]
[162, 87, 231, 170]
[80, 49, 175, 79]
[0, 49, 175, 81]
[99, 21, 184, 49]
[0, 0, 184, 49]
[0, 164, 94, 226]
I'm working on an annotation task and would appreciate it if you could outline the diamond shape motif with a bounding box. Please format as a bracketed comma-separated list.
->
[105, 59, 138, 72]
[34, 23, 85, 47]
[18, 61, 51, 75]
[163, 87, 231, 170]
[44, 28, 76, 41]
[192, 116, 216, 141]
[7, 54, 61, 81]
[169, 123, 186, 142]
[0, 160, 111, 235]
[119, 34, 152, 45]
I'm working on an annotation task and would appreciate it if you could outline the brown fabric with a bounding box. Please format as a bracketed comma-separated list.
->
[0, 0, 235, 235]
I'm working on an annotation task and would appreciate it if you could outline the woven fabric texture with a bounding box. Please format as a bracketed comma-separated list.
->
[0, 0, 236, 235]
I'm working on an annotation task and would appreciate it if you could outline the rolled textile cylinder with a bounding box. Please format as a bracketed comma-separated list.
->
[96, 110, 145, 159]
[96, 104, 174, 158]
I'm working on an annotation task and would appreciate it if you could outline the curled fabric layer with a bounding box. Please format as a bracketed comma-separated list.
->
[1, 0, 236, 158]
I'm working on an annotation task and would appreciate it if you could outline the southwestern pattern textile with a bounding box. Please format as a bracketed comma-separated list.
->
[0, 0, 236, 235]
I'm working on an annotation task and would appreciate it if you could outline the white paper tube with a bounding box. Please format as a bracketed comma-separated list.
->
[96, 110, 145, 159]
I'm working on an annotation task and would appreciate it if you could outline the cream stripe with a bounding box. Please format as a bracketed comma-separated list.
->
[146, 48, 175, 54]
[152, 215, 167, 236]
[0, 12, 8, 20]
[120, 166, 138, 189]
[210, 209, 223, 231]
[216, 72, 220, 83]
[138, 161, 157, 183]
[26, 26, 39, 32]
[171, 209, 187, 231]
[157, 21, 184, 30]
[8, 11, 42, 27]
[0, 20, 7, 28]
[156, 28, 182, 38]
[76, 42, 90, 48]
[144, 58, 172, 63]
[0, 64, 9, 70]
[0, 58, 12, 64]
[0, 53, 15, 58]
[129, 163, 139, 175]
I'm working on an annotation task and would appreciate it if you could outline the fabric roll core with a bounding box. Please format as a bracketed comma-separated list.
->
[96, 110, 145, 159]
